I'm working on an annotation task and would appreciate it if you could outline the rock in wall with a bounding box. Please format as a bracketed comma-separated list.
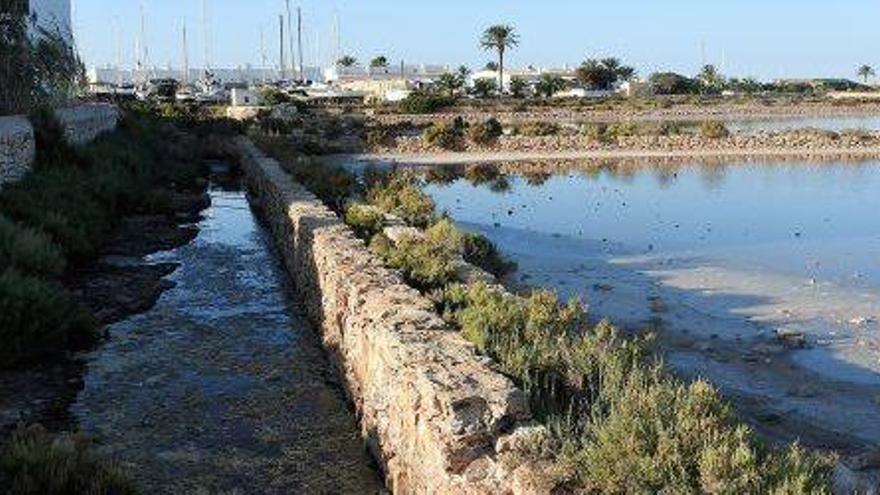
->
[235, 137, 547, 494]
[0, 115, 36, 187]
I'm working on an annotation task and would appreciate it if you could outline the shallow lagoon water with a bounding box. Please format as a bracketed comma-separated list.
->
[425, 159, 880, 448]
[727, 115, 880, 133]
[73, 172, 383, 493]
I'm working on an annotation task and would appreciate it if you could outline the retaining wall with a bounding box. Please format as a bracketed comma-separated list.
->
[0, 104, 119, 188]
[236, 137, 548, 494]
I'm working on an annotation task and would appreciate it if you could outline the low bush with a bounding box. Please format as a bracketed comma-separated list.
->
[0, 215, 65, 278]
[366, 178, 436, 228]
[700, 121, 730, 139]
[399, 93, 455, 114]
[345, 203, 385, 240]
[443, 282, 833, 492]
[423, 121, 461, 150]
[467, 118, 504, 146]
[370, 232, 458, 291]
[517, 121, 560, 137]
[0, 269, 95, 368]
[461, 232, 517, 277]
[364, 127, 396, 149]
[1, 424, 135, 495]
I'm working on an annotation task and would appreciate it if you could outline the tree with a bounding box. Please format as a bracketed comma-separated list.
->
[649, 72, 700, 95]
[457, 65, 471, 82]
[509, 77, 528, 98]
[858, 65, 875, 84]
[472, 78, 498, 99]
[535, 73, 566, 98]
[337, 55, 357, 68]
[480, 25, 519, 94]
[576, 58, 635, 90]
[698, 64, 725, 93]
[484, 61, 499, 72]
[370, 55, 389, 71]
[437, 72, 463, 97]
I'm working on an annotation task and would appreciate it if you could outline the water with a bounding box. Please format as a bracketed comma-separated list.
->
[727, 116, 880, 133]
[424, 159, 880, 448]
[73, 169, 383, 494]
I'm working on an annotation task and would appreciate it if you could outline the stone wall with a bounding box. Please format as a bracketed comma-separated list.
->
[0, 103, 119, 188]
[0, 116, 36, 187]
[55, 103, 120, 146]
[236, 137, 548, 494]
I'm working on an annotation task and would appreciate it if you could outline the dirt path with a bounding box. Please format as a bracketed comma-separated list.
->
[344, 147, 880, 165]
[71, 178, 383, 494]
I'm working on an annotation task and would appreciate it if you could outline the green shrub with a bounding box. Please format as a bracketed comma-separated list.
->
[461, 232, 517, 277]
[367, 178, 436, 228]
[467, 118, 504, 145]
[399, 93, 455, 114]
[365, 127, 396, 149]
[1, 424, 135, 495]
[346, 203, 385, 240]
[700, 121, 730, 139]
[0, 269, 94, 368]
[370, 232, 458, 291]
[517, 121, 560, 137]
[424, 121, 461, 150]
[0, 215, 65, 278]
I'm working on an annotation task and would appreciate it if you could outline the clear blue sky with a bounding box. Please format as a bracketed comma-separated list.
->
[74, 0, 880, 80]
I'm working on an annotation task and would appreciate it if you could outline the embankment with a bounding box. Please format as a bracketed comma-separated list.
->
[235, 137, 545, 494]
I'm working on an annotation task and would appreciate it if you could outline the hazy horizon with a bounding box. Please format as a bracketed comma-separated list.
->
[74, 0, 880, 81]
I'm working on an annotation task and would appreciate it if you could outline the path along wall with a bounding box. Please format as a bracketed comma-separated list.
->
[0, 103, 119, 187]
[236, 137, 552, 494]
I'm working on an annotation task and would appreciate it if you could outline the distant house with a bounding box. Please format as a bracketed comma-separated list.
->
[28, 0, 72, 44]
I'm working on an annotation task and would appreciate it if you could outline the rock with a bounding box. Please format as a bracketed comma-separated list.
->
[775, 327, 807, 349]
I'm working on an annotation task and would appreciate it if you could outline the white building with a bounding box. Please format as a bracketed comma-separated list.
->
[28, 0, 72, 44]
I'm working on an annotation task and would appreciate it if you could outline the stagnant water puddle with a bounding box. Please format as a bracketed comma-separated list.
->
[71, 164, 383, 493]
[423, 159, 880, 452]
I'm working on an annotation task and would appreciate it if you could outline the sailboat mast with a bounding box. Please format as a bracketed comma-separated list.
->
[297, 7, 304, 80]
[279, 14, 285, 81]
[285, 0, 294, 80]
[181, 22, 189, 85]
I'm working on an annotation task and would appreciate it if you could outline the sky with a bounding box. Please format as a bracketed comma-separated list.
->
[73, 0, 880, 80]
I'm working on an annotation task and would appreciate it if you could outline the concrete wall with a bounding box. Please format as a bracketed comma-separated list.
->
[236, 138, 548, 494]
[0, 104, 119, 188]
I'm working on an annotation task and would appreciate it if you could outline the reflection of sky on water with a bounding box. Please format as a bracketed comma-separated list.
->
[425, 161, 880, 290]
[727, 116, 880, 133]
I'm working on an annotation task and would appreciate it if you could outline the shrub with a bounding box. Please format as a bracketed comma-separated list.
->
[260, 87, 291, 106]
[1, 424, 135, 495]
[0, 215, 65, 278]
[364, 127, 396, 149]
[461, 232, 517, 277]
[517, 121, 560, 137]
[399, 93, 455, 114]
[424, 121, 461, 150]
[345, 203, 385, 240]
[700, 121, 730, 139]
[0, 269, 94, 368]
[370, 232, 458, 291]
[467, 118, 504, 145]
[367, 178, 437, 228]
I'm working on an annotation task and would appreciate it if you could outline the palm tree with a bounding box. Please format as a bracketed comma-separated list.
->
[858, 65, 875, 84]
[480, 25, 519, 94]
[370, 56, 389, 71]
[337, 55, 357, 68]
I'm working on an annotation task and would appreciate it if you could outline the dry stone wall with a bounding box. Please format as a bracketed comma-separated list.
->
[236, 137, 548, 494]
[0, 104, 119, 188]
[55, 103, 120, 145]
